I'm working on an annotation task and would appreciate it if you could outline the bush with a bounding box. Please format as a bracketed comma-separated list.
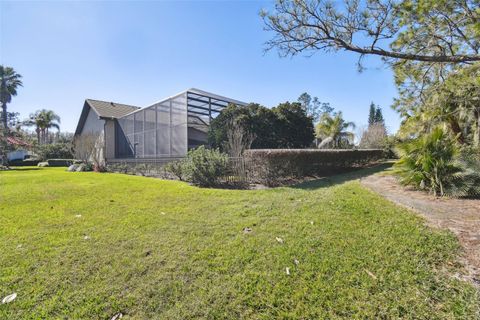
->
[245, 149, 384, 185]
[35, 143, 74, 161]
[394, 127, 480, 197]
[8, 159, 40, 166]
[165, 146, 228, 187]
[47, 159, 76, 167]
[164, 160, 187, 180]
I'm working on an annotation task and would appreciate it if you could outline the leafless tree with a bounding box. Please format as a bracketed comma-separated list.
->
[225, 118, 255, 158]
[359, 123, 388, 149]
[73, 133, 103, 167]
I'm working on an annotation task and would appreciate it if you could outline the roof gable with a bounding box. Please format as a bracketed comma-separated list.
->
[75, 99, 140, 135]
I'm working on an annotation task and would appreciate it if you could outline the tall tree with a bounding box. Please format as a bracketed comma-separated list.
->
[0, 66, 23, 165]
[375, 107, 384, 125]
[23, 109, 61, 144]
[261, 0, 480, 66]
[273, 101, 315, 148]
[0, 66, 23, 133]
[209, 102, 314, 149]
[316, 112, 355, 148]
[297, 92, 332, 122]
[368, 103, 377, 127]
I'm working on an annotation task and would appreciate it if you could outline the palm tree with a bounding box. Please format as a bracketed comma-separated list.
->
[315, 112, 355, 148]
[0, 66, 23, 133]
[41, 110, 61, 144]
[23, 109, 60, 144]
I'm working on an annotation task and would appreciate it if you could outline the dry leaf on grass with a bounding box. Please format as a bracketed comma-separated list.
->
[364, 269, 377, 280]
[111, 312, 123, 320]
[2, 293, 17, 304]
[275, 237, 284, 244]
[243, 227, 252, 233]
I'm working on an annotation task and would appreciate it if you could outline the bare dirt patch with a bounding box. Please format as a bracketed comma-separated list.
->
[361, 174, 480, 283]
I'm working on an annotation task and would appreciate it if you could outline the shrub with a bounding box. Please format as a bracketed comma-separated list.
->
[164, 159, 187, 181]
[245, 149, 384, 185]
[8, 159, 40, 166]
[35, 143, 74, 161]
[107, 162, 128, 174]
[47, 159, 75, 167]
[394, 127, 480, 197]
[165, 146, 228, 187]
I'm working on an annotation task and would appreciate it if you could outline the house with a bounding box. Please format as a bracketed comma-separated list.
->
[74, 88, 246, 163]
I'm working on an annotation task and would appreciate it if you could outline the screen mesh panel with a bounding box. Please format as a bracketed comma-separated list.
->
[115, 90, 244, 159]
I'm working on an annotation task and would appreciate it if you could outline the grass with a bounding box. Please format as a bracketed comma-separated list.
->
[0, 167, 478, 319]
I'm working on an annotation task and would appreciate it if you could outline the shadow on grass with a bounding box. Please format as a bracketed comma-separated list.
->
[6, 167, 42, 171]
[291, 162, 394, 191]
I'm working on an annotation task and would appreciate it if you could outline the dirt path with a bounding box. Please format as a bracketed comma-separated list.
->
[361, 174, 480, 284]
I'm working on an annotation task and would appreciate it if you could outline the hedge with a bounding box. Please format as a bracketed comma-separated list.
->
[244, 149, 384, 184]
[8, 159, 40, 166]
[46, 159, 77, 167]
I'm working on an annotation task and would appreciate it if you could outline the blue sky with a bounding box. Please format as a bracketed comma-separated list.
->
[0, 1, 400, 135]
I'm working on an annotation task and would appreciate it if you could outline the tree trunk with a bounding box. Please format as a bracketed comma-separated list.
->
[475, 108, 480, 147]
[1, 102, 7, 134]
[447, 117, 465, 144]
[36, 127, 40, 144]
[0, 102, 8, 166]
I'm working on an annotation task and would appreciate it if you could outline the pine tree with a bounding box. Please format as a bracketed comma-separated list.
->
[374, 107, 384, 125]
[368, 102, 376, 127]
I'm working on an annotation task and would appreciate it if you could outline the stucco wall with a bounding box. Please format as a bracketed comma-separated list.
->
[79, 107, 105, 163]
[82, 108, 104, 134]
[104, 119, 116, 159]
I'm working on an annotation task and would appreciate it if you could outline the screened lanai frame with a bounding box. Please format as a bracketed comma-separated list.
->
[115, 89, 247, 159]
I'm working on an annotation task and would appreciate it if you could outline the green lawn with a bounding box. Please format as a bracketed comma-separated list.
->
[0, 167, 478, 319]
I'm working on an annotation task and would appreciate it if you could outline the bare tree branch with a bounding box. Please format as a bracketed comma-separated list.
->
[261, 0, 480, 64]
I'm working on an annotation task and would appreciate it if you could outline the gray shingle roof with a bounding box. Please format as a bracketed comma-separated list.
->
[86, 99, 140, 119]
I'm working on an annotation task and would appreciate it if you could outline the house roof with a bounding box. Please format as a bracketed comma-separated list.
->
[86, 99, 140, 119]
[75, 99, 140, 135]
[7, 136, 32, 147]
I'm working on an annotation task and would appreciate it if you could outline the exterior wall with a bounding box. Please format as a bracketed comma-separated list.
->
[82, 108, 104, 134]
[104, 119, 116, 160]
[7, 150, 29, 161]
[115, 92, 188, 159]
[79, 107, 105, 163]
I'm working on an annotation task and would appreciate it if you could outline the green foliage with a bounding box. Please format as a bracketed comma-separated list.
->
[1, 65, 23, 131]
[166, 146, 229, 187]
[297, 92, 332, 122]
[164, 160, 187, 180]
[368, 102, 384, 127]
[273, 102, 315, 148]
[35, 142, 74, 161]
[8, 158, 40, 166]
[46, 159, 75, 167]
[247, 149, 384, 185]
[208, 103, 278, 149]
[394, 127, 480, 197]
[0, 167, 478, 318]
[315, 112, 355, 148]
[208, 102, 314, 150]
[23, 109, 61, 144]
